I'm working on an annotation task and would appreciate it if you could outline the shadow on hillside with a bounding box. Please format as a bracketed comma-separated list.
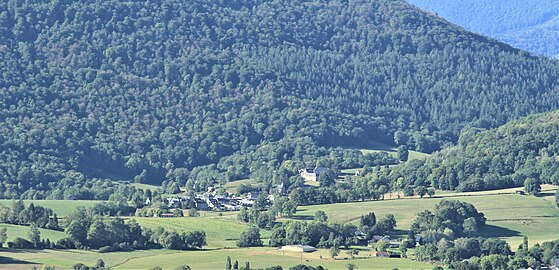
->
[290, 215, 314, 221]
[0, 248, 42, 254]
[538, 191, 556, 197]
[479, 224, 521, 238]
[0, 255, 37, 265]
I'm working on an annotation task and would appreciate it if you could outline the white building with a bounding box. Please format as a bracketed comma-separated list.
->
[280, 245, 317, 253]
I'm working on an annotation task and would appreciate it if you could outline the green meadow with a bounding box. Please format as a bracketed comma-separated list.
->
[341, 143, 430, 175]
[0, 224, 66, 243]
[350, 141, 430, 161]
[223, 178, 260, 194]
[1, 185, 558, 269]
[0, 247, 434, 270]
[113, 247, 434, 270]
[133, 216, 269, 248]
[288, 185, 559, 249]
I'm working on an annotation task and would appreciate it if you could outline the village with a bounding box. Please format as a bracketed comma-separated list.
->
[153, 166, 334, 214]
[143, 165, 417, 259]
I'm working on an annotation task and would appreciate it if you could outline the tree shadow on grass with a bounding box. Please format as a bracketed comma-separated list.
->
[479, 224, 521, 238]
[0, 248, 42, 254]
[538, 191, 556, 197]
[0, 255, 38, 265]
[289, 215, 314, 221]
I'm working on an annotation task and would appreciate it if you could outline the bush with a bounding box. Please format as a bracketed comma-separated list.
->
[11, 237, 33, 249]
[56, 238, 76, 249]
[237, 227, 263, 247]
[98, 246, 113, 253]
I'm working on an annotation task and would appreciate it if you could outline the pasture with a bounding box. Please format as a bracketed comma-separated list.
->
[0, 224, 66, 243]
[349, 141, 430, 161]
[114, 247, 434, 270]
[289, 185, 559, 248]
[133, 216, 269, 248]
[223, 179, 261, 194]
[1, 185, 557, 269]
[0, 247, 434, 270]
[0, 200, 102, 217]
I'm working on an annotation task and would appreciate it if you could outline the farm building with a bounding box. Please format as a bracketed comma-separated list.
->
[299, 166, 328, 181]
[246, 191, 261, 200]
[280, 245, 317, 252]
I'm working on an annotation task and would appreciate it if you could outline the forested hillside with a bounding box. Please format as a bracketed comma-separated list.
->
[391, 110, 559, 192]
[407, 0, 559, 58]
[1, 0, 559, 198]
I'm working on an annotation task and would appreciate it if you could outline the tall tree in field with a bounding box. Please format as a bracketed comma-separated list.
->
[226, 256, 232, 270]
[28, 224, 40, 248]
[329, 246, 340, 259]
[0, 227, 7, 246]
[397, 145, 409, 162]
[524, 178, 541, 195]
[237, 227, 263, 247]
[414, 186, 427, 198]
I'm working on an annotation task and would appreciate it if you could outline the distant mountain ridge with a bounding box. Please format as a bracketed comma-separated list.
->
[1, 0, 559, 198]
[407, 0, 559, 58]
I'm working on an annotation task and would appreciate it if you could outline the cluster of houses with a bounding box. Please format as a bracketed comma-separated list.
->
[520, 259, 559, 270]
[163, 190, 267, 211]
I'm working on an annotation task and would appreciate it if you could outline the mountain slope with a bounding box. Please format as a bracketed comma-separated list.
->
[407, 0, 559, 58]
[391, 110, 559, 191]
[1, 0, 559, 198]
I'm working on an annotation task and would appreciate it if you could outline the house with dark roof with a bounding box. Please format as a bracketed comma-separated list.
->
[194, 199, 210, 211]
[246, 191, 261, 200]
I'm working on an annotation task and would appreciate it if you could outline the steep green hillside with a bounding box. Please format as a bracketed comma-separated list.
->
[1, 0, 559, 198]
[391, 110, 559, 191]
[407, 0, 559, 58]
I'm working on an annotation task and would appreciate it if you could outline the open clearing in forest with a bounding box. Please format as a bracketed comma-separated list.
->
[341, 143, 430, 174]
[350, 141, 430, 161]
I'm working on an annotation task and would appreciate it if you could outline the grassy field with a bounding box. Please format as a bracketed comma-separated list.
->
[350, 141, 430, 161]
[0, 248, 176, 269]
[114, 247, 434, 270]
[0, 224, 66, 243]
[130, 183, 160, 191]
[341, 143, 430, 175]
[1, 185, 557, 269]
[133, 216, 269, 248]
[223, 179, 262, 194]
[0, 247, 434, 270]
[0, 200, 102, 217]
[289, 185, 559, 249]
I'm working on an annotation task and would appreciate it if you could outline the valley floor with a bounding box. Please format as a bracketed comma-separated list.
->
[0, 185, 557, 269]
[0, 247, 433, 270]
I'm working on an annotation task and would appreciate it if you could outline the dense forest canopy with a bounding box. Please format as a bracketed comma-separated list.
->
[407, 0, 559, 58]
[1, 0, 559, 198]
[390, 110, 559, 192]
